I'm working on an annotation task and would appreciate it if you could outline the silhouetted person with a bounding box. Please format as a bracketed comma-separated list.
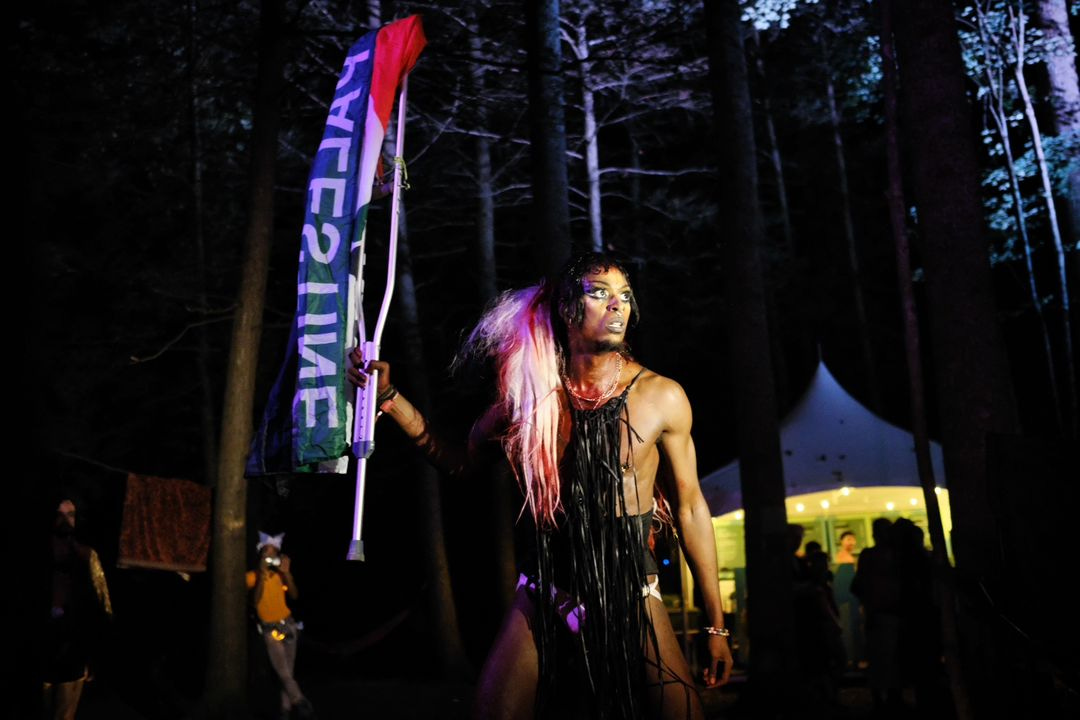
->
[794, 548, 846, 714]
[894, 518, 945, 715]
[851, 518, 902, 710]
[42, 497, 112, 720]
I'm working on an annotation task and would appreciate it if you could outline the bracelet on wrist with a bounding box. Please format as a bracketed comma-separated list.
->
[704, 626, 730, 638]
[377, 385, 398, 405]
[376, 386, 399, 418]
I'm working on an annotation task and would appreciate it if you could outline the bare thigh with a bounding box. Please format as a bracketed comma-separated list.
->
[473, 587, 539, 720]
[49, 677, 86, 720]
[643, 594, 704, 720]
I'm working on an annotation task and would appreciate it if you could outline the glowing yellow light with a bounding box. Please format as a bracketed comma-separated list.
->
[734, 510, 744, 521]
[820, 500, 830, 509]
[934, 487, 943, 495]
[886, 502, 895, 511]
[910, 498, 918, 506]
[271, 629, 286, 641]
[840, 487, 852, 496]
[795, 503, 805, 512]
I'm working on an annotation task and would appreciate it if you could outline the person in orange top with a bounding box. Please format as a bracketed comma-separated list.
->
[246, 532, 313, 719]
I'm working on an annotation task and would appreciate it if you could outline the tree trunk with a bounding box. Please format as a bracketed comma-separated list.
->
[879, 3, 971, 716]
[748, 30, 798, 406]
[893, 0, 1019, 584]
[366, 0, 380, 30]
[1011, 4, 1077, 437]
[823, 49, 880, 411]
[704, 1, 796, 712]
[467, 8, 516, 610]
[526, 0, 572, 274]
[186, 0, 217, 484]
[974, 4, 1062, 433]
[892, 0, 1021, 712]
[994, 105, 1062, 431]
[626, 127, 654, 355]
[205, 0, 283, 716]
[468, 42, 498, 302]
[750, 29, 794, 254]
[393, 202, 472, 678]
[1033, 0, 1080, 247]
[573, 18, 604, 252]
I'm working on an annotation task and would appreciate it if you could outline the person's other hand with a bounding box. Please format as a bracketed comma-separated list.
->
[703, 635, 733, 687]
[346, 347, 391, 394]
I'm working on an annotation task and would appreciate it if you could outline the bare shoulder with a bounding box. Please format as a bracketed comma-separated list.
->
[633, 369, 687, 403]
[627, 365, 692, 428]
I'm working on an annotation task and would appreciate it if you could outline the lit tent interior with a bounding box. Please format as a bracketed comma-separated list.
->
[700, 359, 952, 568]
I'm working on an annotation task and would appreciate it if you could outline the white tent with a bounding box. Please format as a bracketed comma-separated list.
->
[700, 360, 947, 517]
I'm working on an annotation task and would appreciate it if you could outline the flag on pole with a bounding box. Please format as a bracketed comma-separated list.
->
[247, 15, 426, 475]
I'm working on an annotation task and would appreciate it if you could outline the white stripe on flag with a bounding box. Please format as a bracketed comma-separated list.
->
[299, 282, 338, 294]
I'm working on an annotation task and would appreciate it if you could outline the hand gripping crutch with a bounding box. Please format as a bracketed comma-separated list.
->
[347, 77, 410, 562]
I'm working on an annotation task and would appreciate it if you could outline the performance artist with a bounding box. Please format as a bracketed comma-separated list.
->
[349, 252, 732, 719]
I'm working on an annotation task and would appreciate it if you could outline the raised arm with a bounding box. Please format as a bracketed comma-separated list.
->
[279, 554, 299, 601]
[347, 348, 495, 476]
[655, 378, 733, 687]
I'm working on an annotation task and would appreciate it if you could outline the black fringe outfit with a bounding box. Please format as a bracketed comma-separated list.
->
[522, 370, 693, 719]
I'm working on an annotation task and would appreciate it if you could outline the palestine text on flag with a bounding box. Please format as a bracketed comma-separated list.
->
[247, 15, 426, 476]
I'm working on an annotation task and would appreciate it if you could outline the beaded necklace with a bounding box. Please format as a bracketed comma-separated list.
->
[561, 354, 624, 409]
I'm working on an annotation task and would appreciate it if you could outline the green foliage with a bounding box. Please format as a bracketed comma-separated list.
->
[1043, 131, 1080, 199]
[960, 1, 1079, 266]
[753, 0, 882, 127]
[846, 35, 883, 118]
[743, 0, 822, 31]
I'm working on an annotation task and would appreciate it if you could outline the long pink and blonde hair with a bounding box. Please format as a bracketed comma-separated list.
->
[459, 282, 565, 527]
[458, 253, 670, 529]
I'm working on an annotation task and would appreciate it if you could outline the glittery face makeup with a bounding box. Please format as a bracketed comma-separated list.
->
[573, 267, 633, 351]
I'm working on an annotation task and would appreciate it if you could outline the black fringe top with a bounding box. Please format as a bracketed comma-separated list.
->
[530, 369, 662, 719]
